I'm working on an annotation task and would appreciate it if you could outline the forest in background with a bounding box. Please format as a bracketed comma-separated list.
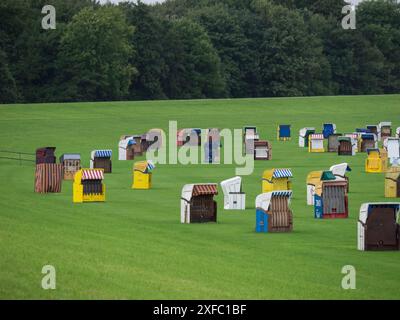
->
[0, 0, 399, 103]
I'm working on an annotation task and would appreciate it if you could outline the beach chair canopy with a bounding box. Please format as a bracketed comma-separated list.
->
[81, 169, 104, 180]
[329, 163, 351, 178]
[220, 176, 242, 196]
[60, 153, 80, 162]
[119, 137, 136, 148]
[273, 168, 292, 178]
[36, 147, 56, 157]
[263, 169, 293, 181]
[36, 147, 57, 164]
[36, 147, 56, 154]
[367, 125, 378, 131]
[360, 203, 400, 223]
[320, 171, 336, 181]
[338, 137, 351, 142]
[307, 170, 323, 184]
[307, 170, 338, 186]
[367, 148, 380, 155]
[181, 184, 218, 202]
[362, 134, 376, 141]
[244, 126, 257, 134]
[310, 134, 324, 140]
[256, 191, 292, 211]
[94, 150, 112, 158]
[307, 170, 335, 185]
[299, 127, 315, 137]
[323, 123, 336, 138]
[379, 122, 392, 129]
[279, 125, 291, 137]
[244, 126, 259, 140]
[193, 184, 218, 196]
[134, 160, 155, 173]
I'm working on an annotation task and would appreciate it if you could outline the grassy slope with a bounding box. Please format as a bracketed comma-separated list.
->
[0, 95, 399, 299]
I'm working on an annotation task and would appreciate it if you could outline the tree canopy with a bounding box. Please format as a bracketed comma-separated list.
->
[0, 0, 399, 103]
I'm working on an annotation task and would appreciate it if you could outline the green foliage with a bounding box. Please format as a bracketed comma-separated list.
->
[0, 49, 18, 102]
[282, 0, 345, 18]
[57, 6, 135, 101]
[163, 18, 226, 99]
[190, 4, 262, 97]
[123, 1, 168, 100]
[255, 3, 333, 96]
[0, 0, 97, 102]
[357, 0, 400, 93]
[324, 28, 386, 95]
[1, 0, 400, 103]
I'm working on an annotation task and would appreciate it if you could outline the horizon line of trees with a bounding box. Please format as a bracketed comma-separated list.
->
[0, 0, 400, 104]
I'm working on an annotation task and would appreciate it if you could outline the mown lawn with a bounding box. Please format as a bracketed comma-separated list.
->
[0, 95, 399, 299]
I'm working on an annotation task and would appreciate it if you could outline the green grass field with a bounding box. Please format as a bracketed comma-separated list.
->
[0, 95, 399, 299]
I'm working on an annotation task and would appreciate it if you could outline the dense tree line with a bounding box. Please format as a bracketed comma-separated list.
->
[0, 0, 399, 103]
